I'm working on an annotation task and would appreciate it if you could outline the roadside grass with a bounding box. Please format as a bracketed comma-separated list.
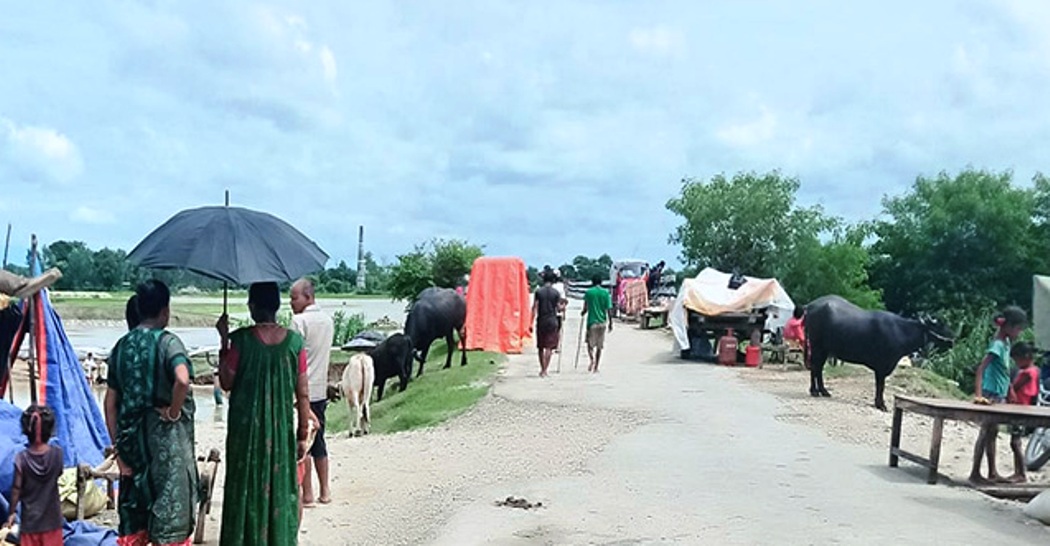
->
[888, 366, 967, 400]
[823, 362, 967, 400]
[325, 348, 503, 436]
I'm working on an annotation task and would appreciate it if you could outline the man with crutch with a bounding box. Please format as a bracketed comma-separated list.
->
[579, 275, 613, 373]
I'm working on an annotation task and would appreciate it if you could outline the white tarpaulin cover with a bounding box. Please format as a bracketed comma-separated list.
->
[670, 268, 796, 351]
[1033, 275, 1050, 349]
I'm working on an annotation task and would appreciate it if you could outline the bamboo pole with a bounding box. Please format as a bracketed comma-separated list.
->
[26, 234, 38, 405]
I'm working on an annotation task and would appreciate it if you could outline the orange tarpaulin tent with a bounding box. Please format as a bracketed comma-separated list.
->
[464, 257, 532, 353]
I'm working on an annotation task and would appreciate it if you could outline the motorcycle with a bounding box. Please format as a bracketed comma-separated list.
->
[1024, 356, 1050, 471]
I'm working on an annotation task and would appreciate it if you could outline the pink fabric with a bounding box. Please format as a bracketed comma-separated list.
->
[784, 317, 805, 344]
[20, 529, 63, 546]
[117, 531, 192, 546]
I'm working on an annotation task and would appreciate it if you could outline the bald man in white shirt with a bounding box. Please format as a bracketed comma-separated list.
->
[291, 278, 335, 505]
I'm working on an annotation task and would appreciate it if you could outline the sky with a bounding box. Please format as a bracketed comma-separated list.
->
[3, 0, 1050, 270]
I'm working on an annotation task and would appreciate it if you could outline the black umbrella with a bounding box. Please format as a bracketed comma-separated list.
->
[127, 201, 329, 311]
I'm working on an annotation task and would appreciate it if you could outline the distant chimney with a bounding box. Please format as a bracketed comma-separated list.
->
[356, 225, 366, 290]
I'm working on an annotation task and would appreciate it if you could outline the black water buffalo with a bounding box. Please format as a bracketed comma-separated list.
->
[368, 333, 414, 401]
[404, 287, 467, 377]
[805, 295, 954, 411]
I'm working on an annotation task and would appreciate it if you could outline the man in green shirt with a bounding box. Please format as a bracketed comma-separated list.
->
[581, 275, 613, 373]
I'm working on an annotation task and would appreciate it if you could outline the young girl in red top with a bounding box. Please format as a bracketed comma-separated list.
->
[5, 405, 64, 546]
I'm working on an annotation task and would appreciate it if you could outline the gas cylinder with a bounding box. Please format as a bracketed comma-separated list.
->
[718, 329, 738, 366]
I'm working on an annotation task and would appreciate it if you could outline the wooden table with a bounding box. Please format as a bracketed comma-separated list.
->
[890, 395, 1050, 484]
[640, 307, 669, 329]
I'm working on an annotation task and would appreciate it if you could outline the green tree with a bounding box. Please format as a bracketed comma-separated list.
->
[363, 252, 390, 293]
[780, 223, 882, 308]
[526, 266, 540, 288]
[870, 168, 1041, 314]
[667, 171, 828, 278]
[430, 239, 483, 288]
[387, 239, 483, 302]
[388, 246, 435, 302]
[666, 170, 881, 308]
[568, 254, 613, 282]
[42, 241, 96, 290]
[93, 248, 126, 290]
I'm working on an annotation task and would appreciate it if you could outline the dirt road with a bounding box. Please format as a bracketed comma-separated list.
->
[295, 306, 1049, 545]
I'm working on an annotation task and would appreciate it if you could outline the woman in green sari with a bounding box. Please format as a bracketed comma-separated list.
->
[105, 280, 198, 546]
[217, 282, 312, 545]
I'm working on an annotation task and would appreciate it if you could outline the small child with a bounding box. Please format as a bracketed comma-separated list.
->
[970, 306, 1027, 485]
[1004, 342, 1041, 483]
[4, 405, 64, 546]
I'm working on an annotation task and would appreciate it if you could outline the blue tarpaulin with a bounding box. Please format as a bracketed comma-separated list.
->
[2, 258, 111, 470]
[1, 256, 111, 520]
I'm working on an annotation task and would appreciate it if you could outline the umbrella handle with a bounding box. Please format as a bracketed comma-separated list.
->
[223, 282, 228, 316]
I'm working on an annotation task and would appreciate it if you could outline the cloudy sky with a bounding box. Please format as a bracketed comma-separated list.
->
[3, 1, 1050, 270]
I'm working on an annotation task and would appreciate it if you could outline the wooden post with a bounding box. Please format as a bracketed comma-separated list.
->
[927, 417, 944, 484]
[889, 406, 903, 467]
[76, 464, 88, 520]
[26, 235, 38, 405]
[2, 223, 10, 269]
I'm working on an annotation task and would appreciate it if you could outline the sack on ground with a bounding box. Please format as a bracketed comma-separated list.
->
[58, 467, 107, 520]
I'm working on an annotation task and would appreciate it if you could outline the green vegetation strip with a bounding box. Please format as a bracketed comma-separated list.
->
[326, 350, 503, 435]
[822, 363, 966, 400]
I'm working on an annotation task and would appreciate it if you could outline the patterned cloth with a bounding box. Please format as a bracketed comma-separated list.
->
[621, 279, 649, 317]
[108, 328, 197, 545]
[220, 327, 304, 546]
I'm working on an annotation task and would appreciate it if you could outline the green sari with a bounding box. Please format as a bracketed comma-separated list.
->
[109, 328, 198, 544]
[220, 327, 303, 546]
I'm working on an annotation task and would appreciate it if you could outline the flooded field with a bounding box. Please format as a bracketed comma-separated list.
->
[43, 295, 408, 356]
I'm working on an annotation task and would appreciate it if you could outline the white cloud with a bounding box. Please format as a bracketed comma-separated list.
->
[715, 107, 777, 148]
[628, 26, 684, 56]
[0, 117, 84, 184]
[320, 46, 337, 84]
[69, 206, 115, 225]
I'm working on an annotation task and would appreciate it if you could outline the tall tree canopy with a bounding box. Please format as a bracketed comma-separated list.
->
[387, 238, 483, 302]
[666, 170, 881, 308]
[870, 168, 1047, 314]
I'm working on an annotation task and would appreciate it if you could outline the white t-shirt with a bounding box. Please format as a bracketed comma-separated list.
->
[552, 282, 567, 301]
[291, 303, 335, 402]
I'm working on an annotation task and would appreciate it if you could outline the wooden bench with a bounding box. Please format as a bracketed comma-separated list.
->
[640, 308, 669, 330]
[889, 395, 1050, 484]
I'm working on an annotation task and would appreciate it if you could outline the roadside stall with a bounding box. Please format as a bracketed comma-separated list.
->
[669, 268, 794, 363]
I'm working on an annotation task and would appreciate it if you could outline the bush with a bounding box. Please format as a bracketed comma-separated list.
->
[921, 306, 1034, 395]
[332, 310, 367, 347]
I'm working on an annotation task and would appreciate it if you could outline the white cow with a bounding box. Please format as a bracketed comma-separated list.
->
[340, 353, 375, 437]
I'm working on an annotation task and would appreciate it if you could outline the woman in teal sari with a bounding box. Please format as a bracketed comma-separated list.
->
[105, 280, 198, 546]
[217, 282, 312, 545]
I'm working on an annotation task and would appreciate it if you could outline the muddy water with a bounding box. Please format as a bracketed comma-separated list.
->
[9, 382, 226, 423]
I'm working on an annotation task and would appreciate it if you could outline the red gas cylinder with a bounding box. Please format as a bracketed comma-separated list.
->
[718, 330, 738, 366]
[745, 345, 761, 367]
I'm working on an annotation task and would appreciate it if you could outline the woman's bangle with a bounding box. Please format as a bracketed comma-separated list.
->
[167, 407, 182, 421]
